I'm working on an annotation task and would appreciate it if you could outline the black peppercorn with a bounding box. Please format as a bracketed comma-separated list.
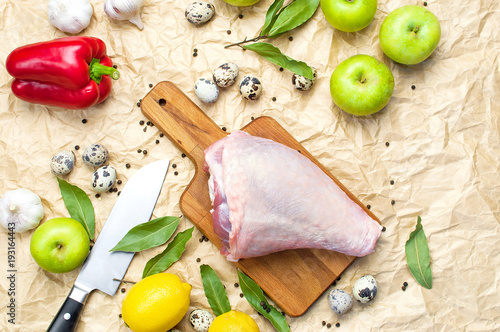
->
[126, 163, 131, 168]
[266, 308, 271, 313]
[117, 191, 121, 196]
[402, 286, 406, 291]
[156, 140, 160, 144]
[424, 1, 427, 5]
[234, 283, 239, 288]
[239, 14, 243, 19]
[327, 323, 331, 328]
[146, 121, 151, 126]
[181, 153, 186, 158]
[279, 67, 284, 72]
[322, 321, 326, 326]
[262, 304, 267, 310]
[332, 281, 336, 286]
[367, 204, 371, 209]
[403, 281, 408, 287]
[240, 293, 244, 298]
[251, 116, 255, 120]
[172, 164, 177, 168]
[75, 145, 80, 150]
[390, 180, 395, 185]
[272, 97, 276, 102]
[227, 30, 231, 35]
[193, 52, 198, 57]
[95, 194, 100, 198]
[143, 150, 147, 155]
[82, 119, 87, 124]
[137, 149, 142, 153]
[119, 314, 122, 318]
[113, 65, 118, 69]
[194, 48, 198, 53]
[196, 258, 201, 262]
[289, 36, 293, 41]
[391, 200, 396, 205]
[385, 142, 390, 147]
[260, 301, 265, 307]
[411, 84, 416, 90]
[382, 226, 386, 232]
[222, 127, 227, 131]
[204, 237, 209, 242]
[121, 288, 126, 293]
[149, 83, 153, 88]
[139, 120, 145, 125]
[137, 102, 141, 107]
[160, 133, 164, 138]
[174, 171, 179, 176]
[336, 322, 340, 327]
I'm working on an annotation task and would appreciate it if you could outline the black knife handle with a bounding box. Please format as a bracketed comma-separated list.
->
[46, 296, 83, 332]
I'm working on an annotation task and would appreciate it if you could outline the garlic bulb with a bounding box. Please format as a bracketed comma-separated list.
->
[48, 0, 93, 34]
[0, 189, 45, 233]
[104, 0, 144, 30]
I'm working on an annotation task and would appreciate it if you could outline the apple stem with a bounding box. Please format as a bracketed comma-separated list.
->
[224, 35, 268, 49]
[57, 244, 63, 249]
[113, 278, 137, 284]
[413, 26, 420, 33]
[361, 78, 367, 84]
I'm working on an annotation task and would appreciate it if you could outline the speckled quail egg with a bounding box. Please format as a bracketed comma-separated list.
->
[352, 275, 378, 303]
[50, 150, 76, 176]
[185, 1, 215, 25]
[189, 309, 214, 332]
[292, 67, 317, 91]
[90, 165, 116, 193]
[195, 78, 219, 103]
[239, 75, 262, 100]
[328, 289, 353, 315]
[213, 62, 239, 88]
[82, 143, 108, 167]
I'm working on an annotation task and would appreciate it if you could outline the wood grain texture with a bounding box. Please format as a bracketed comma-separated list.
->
[141, 81, 380, 317]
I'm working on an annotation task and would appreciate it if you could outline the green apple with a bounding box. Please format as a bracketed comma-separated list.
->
[321, 0, 377, 32]
[330, 54, 394, 116]
[221, 0, 261, 6]
[30, 217, 90, 273]
[379, 5, 441, 65]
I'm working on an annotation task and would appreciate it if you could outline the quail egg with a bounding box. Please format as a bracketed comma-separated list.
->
[185, 1, 215, 25]
[195, 78, 219, 103]
[239, 75, 262, 100]
[213, 62, 239, 88]
[189, 309, 214, 332]
[82, 143, 108, 167]
[90, 165, 116, 193]
[352, 275, 378, 303]
[292, 67, 317, 91]
[328, 289, 353, 315]
[50, 150, 76, 176]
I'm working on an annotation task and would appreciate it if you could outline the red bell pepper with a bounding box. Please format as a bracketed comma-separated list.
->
[6, 36, 120, 110]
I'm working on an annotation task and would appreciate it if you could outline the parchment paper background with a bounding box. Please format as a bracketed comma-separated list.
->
[0, 0, 499, 331]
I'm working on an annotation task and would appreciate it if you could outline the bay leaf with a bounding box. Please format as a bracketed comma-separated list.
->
[200, 264, 231, 316]
[243, 42, 314, 79]
[142, 227, 193, 278]
[405, 216, 433, 289]
[237, 270, 290, 332]
[260, 0, 285, 36]
[56, 177, 95, 240]
[110, 216, 180, 252]
[267, 0, 320, 38]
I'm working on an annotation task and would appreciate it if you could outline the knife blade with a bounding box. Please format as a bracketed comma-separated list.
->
[47, 159, 170, 332]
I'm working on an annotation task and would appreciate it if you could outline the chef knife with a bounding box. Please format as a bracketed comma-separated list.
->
[47, 159, 170, 332]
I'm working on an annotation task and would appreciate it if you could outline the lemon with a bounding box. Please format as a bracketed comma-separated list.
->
[121, 273, 191, 332]
[208, 310, 260, 332]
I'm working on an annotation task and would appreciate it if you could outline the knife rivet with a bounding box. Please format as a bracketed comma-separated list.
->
[63, 313, 71, 320]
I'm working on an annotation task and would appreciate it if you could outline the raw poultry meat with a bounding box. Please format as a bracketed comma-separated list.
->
[203, 131, 382, 262]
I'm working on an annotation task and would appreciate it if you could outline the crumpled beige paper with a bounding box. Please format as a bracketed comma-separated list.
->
[0, 0, 499, 330]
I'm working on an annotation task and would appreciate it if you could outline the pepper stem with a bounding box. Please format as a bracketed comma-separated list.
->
[89, 58, 120, 84]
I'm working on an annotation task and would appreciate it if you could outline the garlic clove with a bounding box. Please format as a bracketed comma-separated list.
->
[104, 0, 144, 30]
[0, 188, 45, 233]
[48, 0, 94, 34]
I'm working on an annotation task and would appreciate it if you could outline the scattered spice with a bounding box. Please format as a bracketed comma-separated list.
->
[385, 142, 390, 147]
[121, 288, 126, 293]
[391, 200, 396, 205]
[222, 127, 227, 131]
[367, 204, 371, 210]
[143, 150, 147, 155]
[239, 293, 244, 298]
[172, 164, 177, 168]
[227, 30, 231, 35]
[402, 286, 406, 291]
[149, 83, 153, 88]
[193, 52, 198, 57]
[281, 312, 285, 316]
[332, 281, 336, 287]
[181, 153, 186, 158]
[234, 283, 239, 288]
[143, 127, 147, 132]
[160, 133, 164, 138]
[119, 314, 122, 318]
[125, 163, 131, 168]
[117, 191, 121, 196]
[272, 97, 277, 102]
[74, 145, 80, 150]
[279, 67, 284, 72]
[327, 323, 331, 328]
[266, 308, 271, 313]
[174, 171, 179, 176]
[289, 36, 293, 41]
[424, 1, 427, 5]
[251, 116, 255, 120]
[336, 322, 340, 327]
[411, 84, 416, 90]
[196, 258, 201, 262]
[260, 301, 265, 306]
[137, 149, 142, 153]
[155, 140, 160, 144]
[382, 226, 386, 232]
[113, 65, 118, 69]
[146, 121, 151, 126]
[117, 180, 122, 185]
[137, 102, 141, 107]
[390, 180, 395, 185]
[403, 281, 408, 287]
[95, 193, 100, 198]
[82, 119, 87, 124]
[238, 14, 243, 19]
[204, 237, 209, 242]
[194, 48, 198, 53]
[139, 120, 144, 125]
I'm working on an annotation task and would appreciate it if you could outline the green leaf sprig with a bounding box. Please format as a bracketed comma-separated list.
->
[57, 177, 95, 240]
[238, 270, 290, 332]
[200, 264, 232, 316]
[225, 0, 320, 79]
[110, 216, 181, 252]
[405, 216, 433, 289]
[142, 227, 193, 278]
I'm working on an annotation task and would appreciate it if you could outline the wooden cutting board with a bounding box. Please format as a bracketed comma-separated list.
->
[141, 81, 380, 317]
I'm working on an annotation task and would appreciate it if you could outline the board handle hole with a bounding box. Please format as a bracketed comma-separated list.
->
[158, 98, 166, 106]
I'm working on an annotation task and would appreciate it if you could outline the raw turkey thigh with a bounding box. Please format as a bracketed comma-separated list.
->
[204, 131, 381, 262]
